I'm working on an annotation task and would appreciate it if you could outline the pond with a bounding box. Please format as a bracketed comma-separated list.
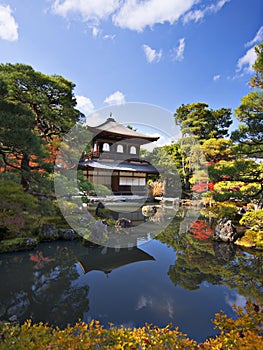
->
[0, 212, 262, 342]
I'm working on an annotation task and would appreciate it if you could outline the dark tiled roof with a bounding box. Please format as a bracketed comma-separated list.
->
[88, 117, 159, 142]
[79, 160, 161, 173]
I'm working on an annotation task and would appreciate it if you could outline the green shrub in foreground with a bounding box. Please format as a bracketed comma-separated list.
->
[0, 301, 262, 349]
[237, 209, 263, 248]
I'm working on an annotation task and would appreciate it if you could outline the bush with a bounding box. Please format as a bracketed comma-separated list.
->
[201, 201, 238, 220]
[237, 210, 263, 248]
[240, 209, 263, 230]
[148, 180, 164, 197]
[0, 180, 40, 239]
[236, 228, 263, 249]
[203, 300, 263, 349]
[0, 301, 262, 349]
[213, 181, 244, 202]
[0, 237, 38, 253]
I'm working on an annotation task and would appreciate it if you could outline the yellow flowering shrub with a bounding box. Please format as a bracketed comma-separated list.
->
[0, 301, 262, 349]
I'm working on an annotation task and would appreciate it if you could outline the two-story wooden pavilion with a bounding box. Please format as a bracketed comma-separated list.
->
[78, 117, 160, 195]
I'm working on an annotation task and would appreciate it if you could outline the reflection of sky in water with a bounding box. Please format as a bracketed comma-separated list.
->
[225, 292, 247, 309]
[73, 239, 237, 342]
[0, 238, 252, 343]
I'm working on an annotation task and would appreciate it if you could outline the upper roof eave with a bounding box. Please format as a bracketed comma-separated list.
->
[87, 117, 159, 142]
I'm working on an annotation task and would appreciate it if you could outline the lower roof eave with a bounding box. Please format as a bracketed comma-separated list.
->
[78, 160, 162, 174]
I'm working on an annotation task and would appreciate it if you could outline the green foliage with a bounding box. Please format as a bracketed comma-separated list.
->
[174, 102, 232, 141]
[157, 214, 263, 301]
[0, 63, 83, 135]
[236, 228, 263, 249]
[0, 320, 197, 349]
[213, 181, 245, 201]
[0, 63, 83, 191]
[93, 183, 112, 197]
[237, 210, 263, 248]
[208, 160, 263, 202]
[202, 138, 235, 162]
[201, 202, 239, 220]
[250, 41, 263, 89]
[240, 209, 263, 230]
[233, 41, 263, 158]
[0, 98, 43, 155]
[0, 179, 40, 239]
[77, 172, 112, 200]
[0, 237, 38, 253]
[203, 300, 263, 349]
[233, 90, 263, 157]
[0, 301, 262, 349]
[240, 183, 261, 197]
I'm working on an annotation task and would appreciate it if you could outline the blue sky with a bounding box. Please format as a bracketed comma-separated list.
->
[0, 0, 262, 135]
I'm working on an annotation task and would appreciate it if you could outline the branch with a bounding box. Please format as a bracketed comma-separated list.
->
[0, 150, 21, 171]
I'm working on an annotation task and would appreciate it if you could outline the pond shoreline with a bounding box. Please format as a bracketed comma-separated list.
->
[1, 198, 262, 253]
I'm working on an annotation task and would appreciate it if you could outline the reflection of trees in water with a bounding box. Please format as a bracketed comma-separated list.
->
[0, 244, 89, 327]
[157, 208, 263, 301]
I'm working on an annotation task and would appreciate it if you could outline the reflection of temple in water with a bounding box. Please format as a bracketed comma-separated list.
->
[77, 246, 155, 276]
[104, 208, 146, 225]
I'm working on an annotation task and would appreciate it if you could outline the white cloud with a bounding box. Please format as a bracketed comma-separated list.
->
[237, 46, 257, 73]
[236, 26, 263, 76]
[51, 0, 120, 23]
[183, 0, 230, 24]
[245, 26, 263, 47]
[213, 74, 220, 81]
[103, 34, 116, 40]
[143, 44, 162, 63]
[76, 95, 95, 116]
[90, 25, 100, 37]
[210, 0, 230, 13]
[113, 0, 196, 32]
[51, 0, 230, 33]
[171, 38, 185, 62]
[104, 91, 126, 105]
[183, 9, 204, 24]
[0, 5, 18, 41]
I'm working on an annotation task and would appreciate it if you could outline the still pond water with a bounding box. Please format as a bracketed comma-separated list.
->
[0, 216, 262, 342]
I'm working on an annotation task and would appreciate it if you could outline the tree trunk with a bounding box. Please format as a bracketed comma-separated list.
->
[21, 152, 30, 191]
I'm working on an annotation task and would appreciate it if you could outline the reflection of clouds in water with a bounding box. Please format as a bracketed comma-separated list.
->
[166, 300, 174, 318]
[135, 295, 174, 318]
[136, 295, 153, 310]
[225, 292, 247, 309]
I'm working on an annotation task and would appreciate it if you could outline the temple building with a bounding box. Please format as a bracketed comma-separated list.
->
[78, 117, 160, 195]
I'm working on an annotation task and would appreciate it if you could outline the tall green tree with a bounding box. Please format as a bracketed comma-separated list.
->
[232, 41, 263, 158]
[202, 138, 235, 163]
[174, 102, 232, 142]
[0, 64, 83, 190]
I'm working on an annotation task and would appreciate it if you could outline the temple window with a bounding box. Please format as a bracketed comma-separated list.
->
[117, 144, 124, 153]
[102, 143, 110, 152]
[130, 146, 137, 154]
